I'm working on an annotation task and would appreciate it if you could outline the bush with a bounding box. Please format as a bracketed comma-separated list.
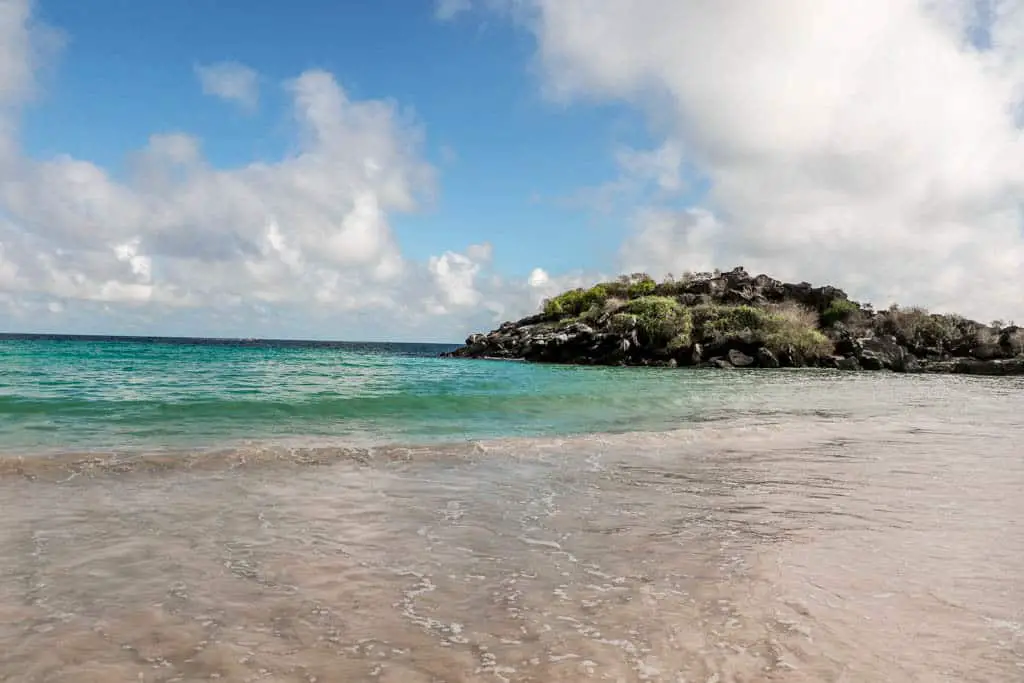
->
[1008, 329, 1024, 356]
[873, 305, 968, 351]
[769, 303, 836, 357]
[609, 312, 638, 333]
[602, 296, 628, 313]
[542, 284, 609, 317]
[626, 277, 657, 299]
[623, 296, 692, 346]
[690, 302, 832, 358]
[690, 304, 775, 340]
[821, 298, 859, 327]
[976, 326, 1000, 347]
[599, 281, 630, 298]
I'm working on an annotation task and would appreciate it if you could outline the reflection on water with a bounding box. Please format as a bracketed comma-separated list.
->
[1, 386, 1023, 681]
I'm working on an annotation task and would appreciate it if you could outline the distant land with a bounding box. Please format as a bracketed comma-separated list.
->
[445, 267, 1024, 375]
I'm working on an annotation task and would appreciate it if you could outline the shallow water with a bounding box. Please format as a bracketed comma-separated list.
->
[1, 364, 1022, 681]
[1, 335, 800, 453]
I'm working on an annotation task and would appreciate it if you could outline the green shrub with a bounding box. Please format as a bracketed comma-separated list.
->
[579, 303, 604, 324]
[626, 277, 657, 299]
[821, 298, 859, 327]
[691, 304, 775, 340]
[602, 296, 628, 313]
[542, 284, 609, 317]
[609, 312, 638, 333]
[599, 281, 630, 298]
[689, 302, 832, 358]
[1008, 329, 1024, 356]
[623, 296, 692, 346]
[764, 323, 834, 358]
[666, 333, 691, 352]
[873, 305, 967, 350]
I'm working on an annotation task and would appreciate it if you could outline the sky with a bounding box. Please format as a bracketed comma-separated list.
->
[1, 0, 1023, 342]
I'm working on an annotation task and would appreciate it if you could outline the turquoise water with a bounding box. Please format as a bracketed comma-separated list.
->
[2, 334, 993, 456]
[0, 335, 765, 454]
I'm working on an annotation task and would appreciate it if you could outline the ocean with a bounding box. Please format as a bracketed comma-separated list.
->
[0, 335, 1021, 681]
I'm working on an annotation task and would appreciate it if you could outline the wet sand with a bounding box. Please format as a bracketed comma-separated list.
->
[1, 387, 1022, 681]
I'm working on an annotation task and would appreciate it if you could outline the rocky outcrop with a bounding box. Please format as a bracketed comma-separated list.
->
[443, 267, 1024, 375]
[919, 357, 1024, 376]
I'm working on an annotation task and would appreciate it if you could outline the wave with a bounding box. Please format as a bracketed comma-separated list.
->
[0, 414, 864, 482]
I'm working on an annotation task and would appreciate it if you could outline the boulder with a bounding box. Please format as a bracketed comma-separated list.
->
[971, 342, 1008, 361]
[727, 349, 755, 368]
[690, 343, 703, 366]
[835, 356, 861, 371]
[954, 358, 1024, 375]
[756, 347, 780, 368]
[921, 358, 1024, 375]
[855, 336, 916, 372]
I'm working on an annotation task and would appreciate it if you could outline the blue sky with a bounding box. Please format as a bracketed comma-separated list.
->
[2, 0, 1023, 340]
[24, 0, 649, 277]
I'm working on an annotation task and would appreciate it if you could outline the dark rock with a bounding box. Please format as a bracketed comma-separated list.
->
[703, 331, 759, 360]
[858, 353, 884, 371]
[971, 342, 1007, 360]
[756, 347, 780, 368]
[855, 336, 915, 371]
[727, 349, 755, 368]
[690, 343, 703, 366]
[515, 312, 558, 327]
[922, 357, 1024, 375]
[711, 358, 734, 369]
[835, 356, 862, 371]
[775, 346, 807, 368]
[998, 325, 1021, 354]
[900, 356, 922, 373]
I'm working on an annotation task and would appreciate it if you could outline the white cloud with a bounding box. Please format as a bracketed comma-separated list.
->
[435, 0, 472, 20]
[0, 62, 434, 309]
[487, 0, 1024, 322]
[0, 0, 33, 106]
[195, 61, 260, 111]
[428, 249, 485, 309]
[619, 207, 722, 278]
[0, 0, 570, 340]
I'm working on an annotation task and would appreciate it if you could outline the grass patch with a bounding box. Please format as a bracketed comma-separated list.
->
[690, 304, 775, 339]
[690, 302, 832, 357]
[872, 305, 979, 351]
[623, 296, 692, 346]
[821, 298, 859, 327]
[610, 312, 638, 334]
[542, 284, 610, 317]
[626, 277, 657, 299]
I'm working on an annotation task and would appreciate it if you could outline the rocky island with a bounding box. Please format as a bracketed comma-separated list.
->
[444, 267, 1024, 374]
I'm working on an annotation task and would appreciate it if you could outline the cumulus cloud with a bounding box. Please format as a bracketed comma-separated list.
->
[0, 0, 566, 339]
[0, 66, 436, 309]
[482, 0, 1024, 322]
[195, 61, 260, 110]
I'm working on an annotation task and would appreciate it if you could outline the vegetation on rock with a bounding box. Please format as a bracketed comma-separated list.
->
[446, 266, 1023, 374]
